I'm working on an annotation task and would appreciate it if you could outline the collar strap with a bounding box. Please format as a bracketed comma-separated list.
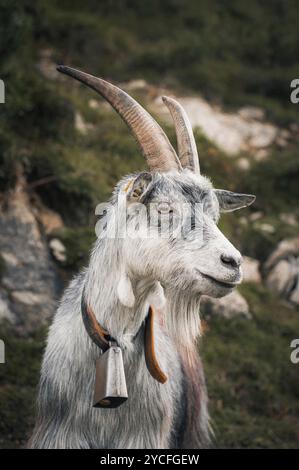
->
[81, 295, 167, 384]
[144, 306, 168, 384]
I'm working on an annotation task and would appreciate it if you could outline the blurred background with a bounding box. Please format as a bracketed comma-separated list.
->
[0, 0, 299, 448]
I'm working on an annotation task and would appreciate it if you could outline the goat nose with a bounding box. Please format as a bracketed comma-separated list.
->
[220, 253, 242, 269]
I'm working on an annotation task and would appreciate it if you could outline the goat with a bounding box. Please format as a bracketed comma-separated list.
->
[29, 66, 255, 449]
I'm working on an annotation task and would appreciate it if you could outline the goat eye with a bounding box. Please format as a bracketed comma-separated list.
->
[157, 202, 172, 214]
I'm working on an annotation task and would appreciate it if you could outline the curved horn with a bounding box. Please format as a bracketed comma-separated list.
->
[162, 96, 200, 173]
[57, 66, 181, 172]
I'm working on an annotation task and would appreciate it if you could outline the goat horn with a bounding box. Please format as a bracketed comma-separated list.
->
[57, 66, 181, 172]
[162, 96, 200, 173]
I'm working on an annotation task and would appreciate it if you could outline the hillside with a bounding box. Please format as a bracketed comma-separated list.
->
[0, 0, 299, 449]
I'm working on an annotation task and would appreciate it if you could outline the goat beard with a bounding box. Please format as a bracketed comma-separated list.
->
[163, 288, 202, 352]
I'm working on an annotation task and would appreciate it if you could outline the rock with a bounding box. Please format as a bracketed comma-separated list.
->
[49, 238, 67, 263]
[124, 79, 148, 91]
[36, 206, 64, 235]
[259, 223, 275, 234]
[242, 256, 261, 283]
[236, 157, 250, 171]
[249, 211, 263, 222]
[265, 237, 299, 270]
[265, 237, 299, 306]
[1, 252, 19, 267]
[279, 213, 297, 227]
[150, 93, 286, 156]
[75, 111, 94, 135]
[200, 290, 251, 320]
[0, 290, 16, 323]
[254, 149, 269, 161]
[266, 259, 294, 294]
[239, 217, 248, 226]
[11, 291, 50, 307]
[248, 124, 277, 149]
[276, 129, 291, 148]
[118, 80, 291, 158]
[0, 179, 62, 332]
[89, 99, 100, 109]
[238, 107, 265, 121]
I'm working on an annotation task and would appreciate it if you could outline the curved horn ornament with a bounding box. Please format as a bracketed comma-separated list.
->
[162, 96, 200, 174]
[57, 66, 181, 173]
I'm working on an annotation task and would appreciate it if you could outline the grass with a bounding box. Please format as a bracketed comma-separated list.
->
[201, 283, 299, 448]
[0, 324, 46, 449]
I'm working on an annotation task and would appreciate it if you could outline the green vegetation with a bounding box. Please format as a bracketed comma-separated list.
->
[202, 283, 299, 448]
[0, 0, 298, 449]
[0, 324, 46, 448]
[20, 0, 299, 123]
[1, 0, 299, 196]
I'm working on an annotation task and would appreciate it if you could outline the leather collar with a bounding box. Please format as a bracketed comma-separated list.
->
[81, 296, 167, 384]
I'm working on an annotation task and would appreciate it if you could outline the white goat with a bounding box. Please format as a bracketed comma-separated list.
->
[29, 67, 255, 449]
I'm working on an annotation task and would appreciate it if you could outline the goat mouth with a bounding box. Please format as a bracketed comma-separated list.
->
[195, 270, 239, 289]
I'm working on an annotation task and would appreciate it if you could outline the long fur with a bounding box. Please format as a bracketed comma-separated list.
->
[29, 170, 245, 449]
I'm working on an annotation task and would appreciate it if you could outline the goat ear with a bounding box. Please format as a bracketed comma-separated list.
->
[214, 189, 256, 212]
[125, 172, 153, 201]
